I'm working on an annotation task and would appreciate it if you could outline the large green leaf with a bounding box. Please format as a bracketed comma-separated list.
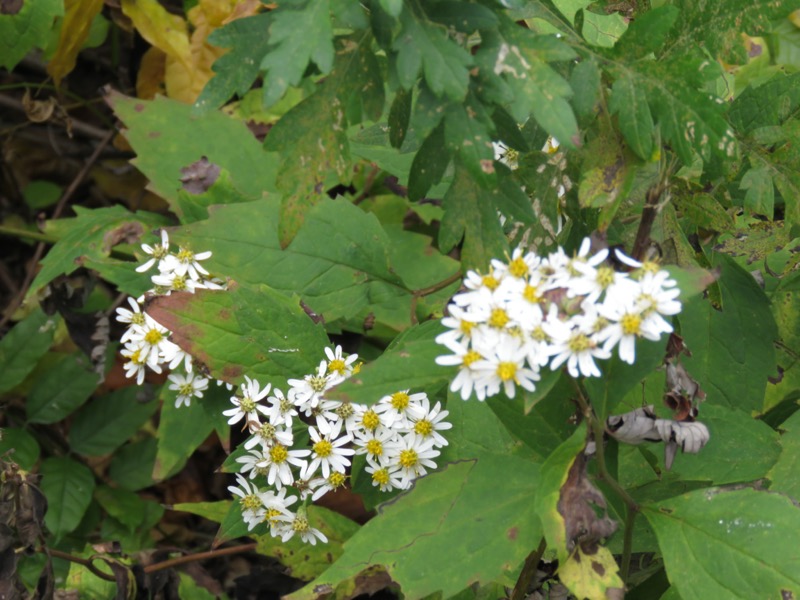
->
[108, 437, 158, 491]
[109, 93, 277, 208]
[0, 0, 63, 70]
[643, 488, 800, 599]
[678, 253, 778, 413]
[146, 283, 329, 390]
[768, 409, 800, 501]
[69, 387, 159, 456]
[40, 457, 96, 539]
[290, 456, 541, 600]
[26, 353, 98, 425]
[0, 308, 57, 395]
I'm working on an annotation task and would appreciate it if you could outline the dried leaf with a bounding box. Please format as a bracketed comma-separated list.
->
[47, 0, 105, 85]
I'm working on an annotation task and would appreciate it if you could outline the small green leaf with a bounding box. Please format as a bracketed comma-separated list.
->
[609, 72, 654, 160]
[260, 0, 334, 107]
[0, 428, 40, 470]
[408, 122, 450, 201]
[40, 457, 96, 539]
[69, 387, 158, 456]
[767, 409, 800, 501]
[0, 308, 57, 395]
[614, 5, 679, 58]
[388, 89, 412, 149]
[0, 0, 63, 70]
[94, 485, 147, 530]
[427, 1, 498, 32]
[581, 11, 627, 48]
[26, 353, 97, 425]
[172, 500, 231, 524]
[643, 488, 800, 599]
[178, 573, 217, 600]
[108, 437, 158, 491]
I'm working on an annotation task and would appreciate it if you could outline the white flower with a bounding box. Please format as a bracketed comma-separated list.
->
[244, 418, 293, 449]
[392, 434, 441, 489]
[265, 388, 298, 428]
[273, 510, 327, 545]
[116, 297, 145, 329]
[159, 247, 212, 281]
[407, 398, 451, 447]
[544, 306, 610, 378]
[352, 404, 387, 433]
[303, 421, 354, 480]
[473, 333, 540, 399]
[353, 426, 398, 463]
[598, 295, 664, 364]
[288, 361, 338, 412]
[150, 270, 202, 294]
[304, 399, 340, 435]
[125, 313, 172, 367]
[323, 345, 358, 380]
[236, 449, 270, 479]
[257, 443, 310, 489]
[120, 341, 162, 385]
[377, 390, 427, 428]
[136, 229, 171, 273]
[222, 376, 271, 426]
[309, 471, 348, 501]
[365, 457, 403, 492]
[228, 474, 264, 531]
[168, 371, 208, 408]
[435, 337, 484, 401]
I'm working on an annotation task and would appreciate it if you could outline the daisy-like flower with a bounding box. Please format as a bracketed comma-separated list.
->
[136, 229, 171, 273]
[472, 333, 540, 399]
[236, 449, 270, 479]
[288, 361, 337, 412]
[597, 296, 661, 364]
[159, 246, 212, 281]
[377, 390, 427, 428]
[125, 313, 172, 367]
[257, 442, 310, 489]
[259, 487, 298, 534]
[228, 474, 265, 531]
[435, 304, 485, 348]
[393, 434, 441, 489]
[244, 417, 293, 449]
[223, 376, 271, 426]
[150, 270, 203, 294]
[305, 399, 340, 435]
[309, 470, 348, 501]
[491, 248, 540, 281]
[168, 371, 209, 408]
[407, 398, 451, 447]
[323, 345, 358, 380]
[303, 421, 354, 480]
[365, 457, 404, 492]
[115, 297, 145, 330]
[435, 337, 485, 401]
[161, 339, 193, 373]
[353, 425, 398, 463]
[121, 341, 162, 385]
[353, 404, 387, 433]
[265, 388, 298, 428]
[274, 510, 328, 545]
[544, 306, 610, 378]
[333, 400, 360, 434]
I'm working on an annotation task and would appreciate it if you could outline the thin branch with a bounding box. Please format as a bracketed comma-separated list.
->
[142, 543, 257, 574]
[409, 270, 462, 324]
[46, 548, 117, 582]
[510, 537, 547, 600]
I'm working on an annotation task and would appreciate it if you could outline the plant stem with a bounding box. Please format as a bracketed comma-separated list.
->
[46, 548, 117, 582]
[510, 537, 547, 600]
[143, 543, 257, 573]
[0, 225, 55, 243]
[409, 270, 462, 324]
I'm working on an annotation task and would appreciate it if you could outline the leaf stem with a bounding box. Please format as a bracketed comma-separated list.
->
[409, 270, 462, 324]
[510, 537, 547, 600]
[0, 225, 56, 244]
[46, 548, 117, 582]
[143, 543, 257, 574]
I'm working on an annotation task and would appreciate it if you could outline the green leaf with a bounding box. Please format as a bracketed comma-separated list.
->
[340, 36, 385, 123]
[0, 308, 57, 395]
[94, 485, 147, 530]
[255, 506, 360, 581]
[444, 97, 497, 188]
[290, 455, 542, 599]
[178, 573, 217, 600]
[0, 428, 40, 470]
[678, 253, 778, 413]
[260, 0, 334, 107]
[768, 409, 800, 501]
[194, 13, 274, 111]
[0, 0, 63, 70]
[669, 405, 781, 483]
[26, 353, 97, 425]
[69, 387, 159, 456]
[614, 5, 680, 58]
[108, 437, 158, 491]
[581, 11, 627, 48]
[109, 92, 277, 206]
[408, 121, 450, 201]
[427, 1, 498, 32]
[643, 488, 800, 599]
[393, 11, 472, 100]
[40, 457, 96, 539]
[673, 189, 734, 232]
[174, 169, 259, 224]
[439, 163, 508, 271]
[740, 164, 775, 218]
[578, 122, 639, 215]
[729, 72, 800, 133]
[31, 205, 167, 296]
[172, 500, 231, 524]
[609, 72, 654, 160]
[533, 423, 585, 562]
[388, 89, 411, 149]
[146, 283, 329, 390]
[328, 321, 453, 405]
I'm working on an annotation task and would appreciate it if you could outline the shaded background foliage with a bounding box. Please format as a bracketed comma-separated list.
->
[2, 0, 800, 599]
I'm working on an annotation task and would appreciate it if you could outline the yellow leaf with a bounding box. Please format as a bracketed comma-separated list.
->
[121, 0, 192, 70]
[47, 0, 105, 85]
[558, 546, 624, 600]
[789, 9, 800, 29]
[136, 47, 167, 100]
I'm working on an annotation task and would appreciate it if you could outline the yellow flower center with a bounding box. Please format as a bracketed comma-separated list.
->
[460, 320, 474, 335]
[240, 397, 256, 413]
[366, 439, 383, 456]
[462, 349, 481, 367]
[257, 422, 276, 440]
[144, 329, 163, 345]
[309, 375, 327, 392]
[621, 313, 642, 336]
[567, 334, 591, 353]
[372, 468, 390, 486]
[269, 444, 288, 463]
[171, 274, 187, 291]
[313, 440, 333, 458]
[329, 358, 347, 374]
[177, 247, 195, 263]
[241, 494, 260, 512]
[531, 326, 548, 342]
[523, 284, 541, 303]
[178, 382, 194, 397]
[362, 409, 380, 430]
[497, 362, 517, 382]
[482, 274, 499, 290]
[129, 349, 144, 365]
[489, 308, 510, 329]
[131, 313, 145, 326]
[391, 391, 410, 410]
[292, 515, 309, 533]
[263, 507, 282, 525]
[399, 449, 418, 469]
[414, 420, 433, 436]
[328, 471, 346, 488]
[336, 403, 354, 419]
[508, 257, 528, 278]
[596, 266, 615, 288]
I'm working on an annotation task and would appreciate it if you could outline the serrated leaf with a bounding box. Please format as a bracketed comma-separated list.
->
[394, 11, 472, 100]
[260, 0, 334, 107]
[109, 92, 278, 206]
[0, 0, 63, 70]
[31, 205, 168, 296]
[255, 506, 360, 581]
[444, 97, 497, 187]
[40, 457, 96, 539]
[195, 13, 273, 111]
[0, 308, 57, 395]
[614, 5, 680, 58]
[678, 253, 778, 413]
[581, 11, 627, 48]
[289, 454, 542, 600]
[643, 488, 800, 600]
[69, 387, 158, 456]
[533, 423, 586, 562]
[673, 190, 734, 232]
[328, 321, 453, 405]
[439, 163, 508, 270]
[729, 72, 800, 133]
[26, 353, 97, 424]
[609, 72, 654, 160]
[768, 409, 800, 501]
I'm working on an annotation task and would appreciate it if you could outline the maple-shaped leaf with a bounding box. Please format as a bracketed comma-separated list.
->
[260, 0, 335, 107]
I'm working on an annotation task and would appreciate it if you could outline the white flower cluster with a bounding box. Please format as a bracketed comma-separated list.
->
[116, 229, 226, 407]
[436, 239, 681, 401]
[228, 346, 451, 543]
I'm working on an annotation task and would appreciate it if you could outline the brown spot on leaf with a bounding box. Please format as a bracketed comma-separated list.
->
[507, 527, 518, 540]
[222, 365, 243, 380]
[180, 156, 221, 194]
[301, 301, 325, 324]
[102, 222, 144, 252]
[781, 590, 794, 600]
[480, 159, 495, 174]
[145, 293, 207, 361]
[219, 308, 231, 320]
[749, 42, 762, 57]
[591, 560, 605, 576]
[148, 131, 161, 138]
[0, 0, 23, 14]
[134, 103, 145, 112]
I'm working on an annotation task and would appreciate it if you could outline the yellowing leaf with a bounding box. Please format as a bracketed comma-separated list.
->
[47, 0, 105, 85]
[558, 546, 624, 600]
[135, 46, 167, 100]
[121, 0, 192, 69]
